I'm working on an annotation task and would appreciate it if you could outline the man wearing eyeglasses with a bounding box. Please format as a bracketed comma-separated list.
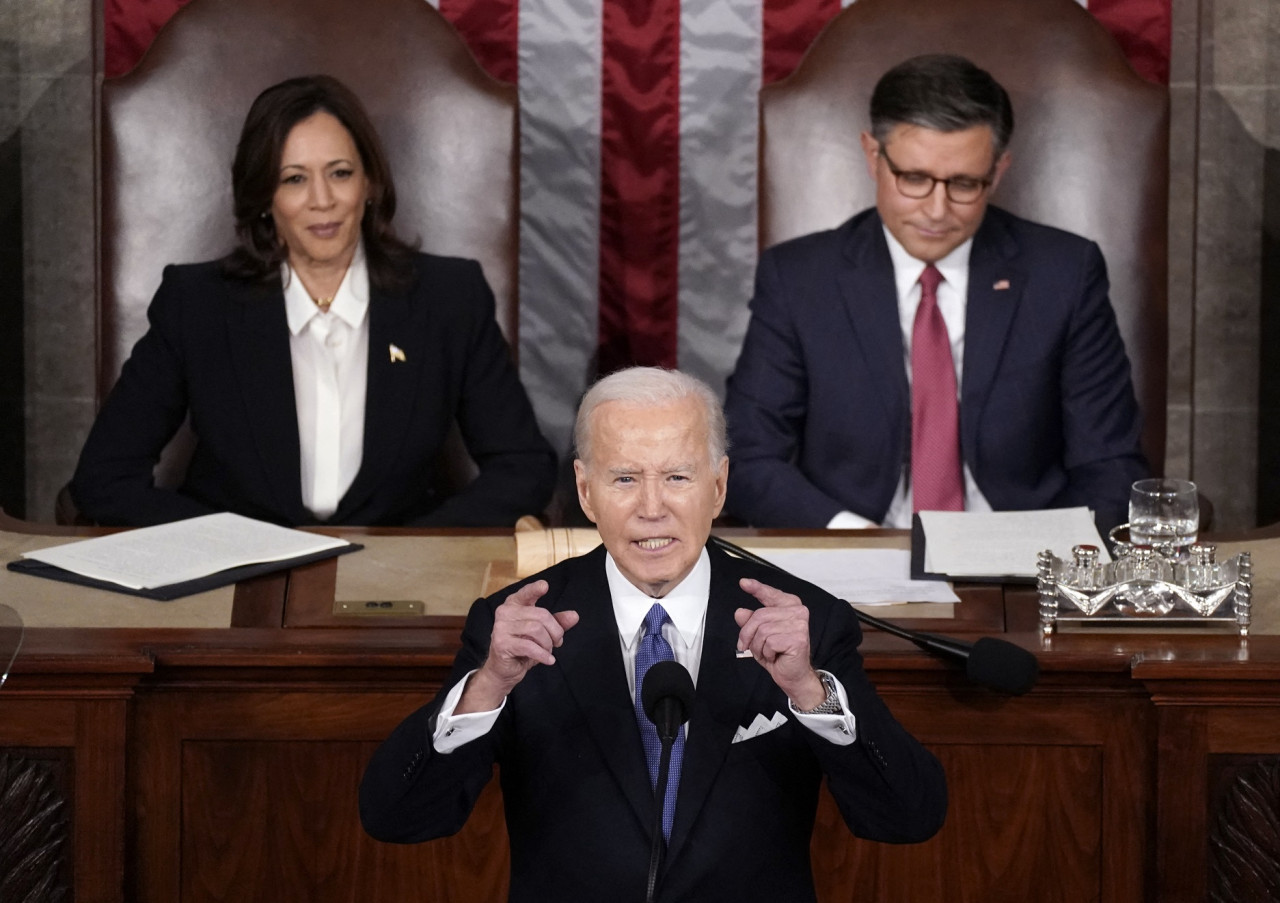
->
[724, 53, 1147, 533]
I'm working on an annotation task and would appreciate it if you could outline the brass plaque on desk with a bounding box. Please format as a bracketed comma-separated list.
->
[333, 599, 424, 616]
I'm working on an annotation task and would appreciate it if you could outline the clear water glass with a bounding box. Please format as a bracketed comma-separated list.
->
[1128, 478, 1199, 552]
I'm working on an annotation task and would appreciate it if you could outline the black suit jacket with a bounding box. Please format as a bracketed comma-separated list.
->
[359, 543, 946, 902]
[70, 253, 555, 527]
[724, 206, 1149, 533]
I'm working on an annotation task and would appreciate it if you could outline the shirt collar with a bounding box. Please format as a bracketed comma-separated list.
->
[606, 547, 711, 653]
[882, 225, 973, 302]
[282, 242, 370, 335]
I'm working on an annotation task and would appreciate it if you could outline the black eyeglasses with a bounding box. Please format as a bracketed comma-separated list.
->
[878, 144, 994, 205]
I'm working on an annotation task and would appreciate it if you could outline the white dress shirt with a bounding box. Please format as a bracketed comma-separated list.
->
[282, 245, 370, 520]
[432, 548, 855, 752]
[827, 228, 993, 529]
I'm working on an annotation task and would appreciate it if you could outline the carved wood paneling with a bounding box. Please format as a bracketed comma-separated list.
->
[0, 751, 72, 903]
[161, 736, 1118, 903]
[128, 673, 1154, 902]
[810, 743, 1103, 902]
[177, 740, 508, 903]
[1209, 757, 1280, 903]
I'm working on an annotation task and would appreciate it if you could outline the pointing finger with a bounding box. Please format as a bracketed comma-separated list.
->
[507, 580, 550, 607]
[739, 577, 802, 608]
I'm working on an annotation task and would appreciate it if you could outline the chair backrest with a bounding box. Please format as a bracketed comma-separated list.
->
[759, 0, 1168, 471]
[99, 0, 518, 397]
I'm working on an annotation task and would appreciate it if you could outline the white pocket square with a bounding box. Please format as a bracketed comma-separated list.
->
[731, 710, 788, 743]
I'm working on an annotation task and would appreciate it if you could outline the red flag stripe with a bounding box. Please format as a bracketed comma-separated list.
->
[1086, 0, 1170, 84]
[103, 0, 190, 78]
[438, 0, 519, 83]
[762, 0, 841, 85]
[103, 2, 1173, 88]
[596, 0, 682, 374]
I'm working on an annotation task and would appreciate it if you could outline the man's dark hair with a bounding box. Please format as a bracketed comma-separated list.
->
[870, 54, 1014, 156]
[224, 74, 416, 292]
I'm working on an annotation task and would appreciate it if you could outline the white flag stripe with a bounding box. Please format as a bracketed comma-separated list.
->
[517, 0, 604, 459]
[677, 0, 763, 398]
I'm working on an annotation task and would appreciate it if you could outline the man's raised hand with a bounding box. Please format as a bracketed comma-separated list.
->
[457, 580, 579, 714]
[734, 578, 826, 711]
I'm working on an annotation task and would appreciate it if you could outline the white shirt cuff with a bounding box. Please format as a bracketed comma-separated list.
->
[827, 510, 878, 529]
[789, 670, 857, 746]
[431, 669, 506, 753]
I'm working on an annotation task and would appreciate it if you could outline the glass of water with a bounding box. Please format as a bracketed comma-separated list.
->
[1128, 478, 1199, 552]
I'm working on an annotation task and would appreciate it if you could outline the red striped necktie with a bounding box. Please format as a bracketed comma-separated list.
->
[911, 264, 964, 513]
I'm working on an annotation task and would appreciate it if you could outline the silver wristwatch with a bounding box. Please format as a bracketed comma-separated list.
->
[796, 671, 842, 716]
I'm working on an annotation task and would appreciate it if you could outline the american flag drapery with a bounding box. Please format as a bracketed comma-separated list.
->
[103, 0, 1171, 453]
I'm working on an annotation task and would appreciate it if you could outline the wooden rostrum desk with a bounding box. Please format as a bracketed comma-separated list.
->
[3, 516, 1279, 903]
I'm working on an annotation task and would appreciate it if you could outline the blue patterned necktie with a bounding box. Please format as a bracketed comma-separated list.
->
[634, 602, 685, 842]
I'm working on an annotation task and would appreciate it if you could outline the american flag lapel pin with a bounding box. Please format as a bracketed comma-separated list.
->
[993, 279, 1011, 291]
[389, 344, 406, 363]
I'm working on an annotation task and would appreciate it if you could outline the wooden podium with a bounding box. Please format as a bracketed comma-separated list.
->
[2, 515, 1279, 902]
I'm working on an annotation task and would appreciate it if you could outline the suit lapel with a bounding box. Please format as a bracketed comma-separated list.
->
[666, 546, 769, 857]
[552, 549, 656, 836]
[836, 214, 910, 426]
[333, 284, 423, 519]
[552, 547, 781, 855]
[961, 210, 1026, 456]
[225, 279, 308, 521]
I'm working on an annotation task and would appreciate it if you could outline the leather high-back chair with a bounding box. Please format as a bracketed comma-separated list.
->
[759, 0, 1169, 472]
[61, 0, 518, 521]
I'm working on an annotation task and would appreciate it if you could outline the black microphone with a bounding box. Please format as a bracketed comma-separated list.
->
[643, 659, 695, 741]
[709, 535, 1039, 696]
[640, 660, 694, 903]
[852, 607, 1039, 696]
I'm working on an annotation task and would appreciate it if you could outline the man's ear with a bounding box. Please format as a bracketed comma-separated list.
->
[860, 131, 880, 182]
[573, 459, 597, 524]
[712, 456, 729, 519]
[989, 151, 1012, 191]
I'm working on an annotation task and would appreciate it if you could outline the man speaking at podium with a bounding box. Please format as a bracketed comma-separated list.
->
[360, 367, 946, 901]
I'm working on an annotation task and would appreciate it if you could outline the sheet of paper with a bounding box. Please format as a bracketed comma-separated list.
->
[21, 512, 350, 590]
[920, 508, 1109, 578]
[754, 548, 960, 604]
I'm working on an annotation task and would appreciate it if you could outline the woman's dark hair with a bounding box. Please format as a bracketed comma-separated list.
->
[224, 74, 416, 292]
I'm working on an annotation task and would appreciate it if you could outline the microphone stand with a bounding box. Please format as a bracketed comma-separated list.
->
[848, 605, 974, 658]
[709, 535, 1038, 694]
[640, 662, 694, 902]
[645, 737, 675, 903]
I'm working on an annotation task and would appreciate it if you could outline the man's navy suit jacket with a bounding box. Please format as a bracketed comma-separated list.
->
[724, 206, 1149, 533]
[359, 543, 947, 902]
[70, 253, 555, 527]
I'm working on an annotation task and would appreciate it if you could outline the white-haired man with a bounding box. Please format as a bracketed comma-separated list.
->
[361, 366, 946, 902]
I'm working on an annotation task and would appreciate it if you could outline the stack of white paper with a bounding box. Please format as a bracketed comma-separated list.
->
[753, 548, 960, 604]
[21, 512, 351, 590]
[919, 508, 1109, 579]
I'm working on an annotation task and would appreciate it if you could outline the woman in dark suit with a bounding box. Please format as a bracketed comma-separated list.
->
[70, 75, 555, 527]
